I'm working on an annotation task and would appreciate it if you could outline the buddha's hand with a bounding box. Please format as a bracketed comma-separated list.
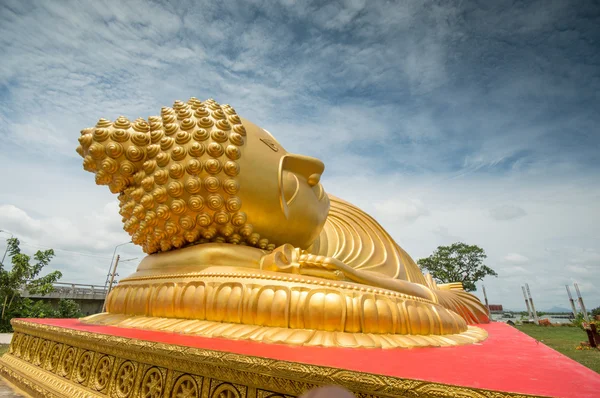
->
[260, 244, 346, 280]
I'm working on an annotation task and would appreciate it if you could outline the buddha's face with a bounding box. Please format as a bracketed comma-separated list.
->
[77, 97, 330, 253]
[236, 118, 330, 249]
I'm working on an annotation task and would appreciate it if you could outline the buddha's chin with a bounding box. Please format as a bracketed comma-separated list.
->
[81, 244, 487, 349]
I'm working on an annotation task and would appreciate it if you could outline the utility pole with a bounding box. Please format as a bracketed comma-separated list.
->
[104, 241, 132, 291]
[102, 255, 120, 313]
[0, 230, 13, 264]
[525, 283, 539, 325]
[521, 286, 533, 320]
[565, 285, 578, 318]
[482, 284, 490, 313]
[574, 282, 590, 323]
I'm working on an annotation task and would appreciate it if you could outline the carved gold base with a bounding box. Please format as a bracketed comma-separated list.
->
[97, 262, 488, 348]
[83, 313, 488, 349]
[0, 319, 535, 398]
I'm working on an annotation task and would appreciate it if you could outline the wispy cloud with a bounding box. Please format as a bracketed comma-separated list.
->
[0, 0, 599, 310]
[489, 205, 527, 221]
[504, 253, 530, 264]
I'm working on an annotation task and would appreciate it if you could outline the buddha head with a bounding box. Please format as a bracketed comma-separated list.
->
[76, 97, 330, 254]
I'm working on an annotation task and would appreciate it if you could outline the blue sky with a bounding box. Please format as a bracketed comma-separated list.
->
[0, 0, 598, 311]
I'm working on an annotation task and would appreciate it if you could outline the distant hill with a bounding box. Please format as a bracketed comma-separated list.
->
[499, 306, 573, 313]
[543, 306, 572, 313]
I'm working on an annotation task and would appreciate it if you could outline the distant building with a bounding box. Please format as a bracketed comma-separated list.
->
[488, 304, 503, 313]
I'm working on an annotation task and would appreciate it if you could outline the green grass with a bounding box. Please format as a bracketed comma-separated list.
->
[0, 344, 8, 356]
[516, 324, 600, 373]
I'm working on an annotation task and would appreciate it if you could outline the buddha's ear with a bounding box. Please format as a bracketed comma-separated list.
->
[278, 154, 325, 218]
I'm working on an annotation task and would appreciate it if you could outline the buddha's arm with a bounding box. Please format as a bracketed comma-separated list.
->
[260, 244, 490, 324]
[260, 244, 436, 302]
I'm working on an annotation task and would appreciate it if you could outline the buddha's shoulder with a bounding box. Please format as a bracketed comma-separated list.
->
[314, 194, 400, 268]
[314, 194, 426, 284]
[326, 194, 390, 235]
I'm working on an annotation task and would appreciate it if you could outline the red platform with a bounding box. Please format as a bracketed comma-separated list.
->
[19, 319, 600, 397]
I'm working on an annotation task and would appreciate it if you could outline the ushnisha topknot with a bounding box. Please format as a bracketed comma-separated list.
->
[76, 97, 271, 254]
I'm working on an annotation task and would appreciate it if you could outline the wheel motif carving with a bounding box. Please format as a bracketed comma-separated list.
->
[15, 335, 28, 357]
[26, 337, 39, 362]
[36, 340, 50, 366]
[141, 367, 163, 398]
[60, 347, 76, 377]
[115, 361, 136, 397]
[172, 375, 198, 398]
[76, 351, 93, 383]
[8, 333, 18, 354]
[48, 343, 62, 372]
[212, 384, 240, 398]
[94, 356, 112, 391]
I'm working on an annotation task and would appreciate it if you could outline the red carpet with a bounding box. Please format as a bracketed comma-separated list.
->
[20, 319, 600, 397]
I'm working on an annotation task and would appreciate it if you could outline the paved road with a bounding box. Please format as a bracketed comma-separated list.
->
[0, 377, 26, 397]
[0, 335, 12, 345]
[0, 334, 26, 397]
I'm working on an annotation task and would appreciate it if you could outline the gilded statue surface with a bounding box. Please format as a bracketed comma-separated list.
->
[75, 97, 489, 348]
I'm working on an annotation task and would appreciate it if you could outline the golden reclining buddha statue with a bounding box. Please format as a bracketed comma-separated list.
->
[76, 97, 489, 348]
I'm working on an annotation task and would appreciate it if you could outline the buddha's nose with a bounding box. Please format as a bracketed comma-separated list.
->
[281, 153, 325, 184]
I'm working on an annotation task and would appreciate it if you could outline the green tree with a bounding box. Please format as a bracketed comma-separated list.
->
[417, 242, 498, 292]
[15, 298, 58, 318]
[57, 299, 84, 318]
[0, 237, 62, 322]
[591, 306, 600, 318]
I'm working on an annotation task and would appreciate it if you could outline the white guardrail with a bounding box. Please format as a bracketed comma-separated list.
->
[19, 282, 108, 300]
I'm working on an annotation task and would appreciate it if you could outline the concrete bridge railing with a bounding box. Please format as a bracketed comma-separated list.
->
[20, 282, 108, 301]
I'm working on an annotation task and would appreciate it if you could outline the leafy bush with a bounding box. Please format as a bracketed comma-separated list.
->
[572, 313, 585, 329]
[57, 299, 83, 318]
[15, 298, 57, 319]
[0, 298, 84, 332]
[1, 237, 63, 332]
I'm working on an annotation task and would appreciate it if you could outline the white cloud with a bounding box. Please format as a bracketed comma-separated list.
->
[489, 205, 527, 221]
[504, 253, 529, 264]
[373, 198, 430, 224]
[0, 203, 143, 285]
[566, 265, 590, 275]
[0, 0, 599, 313]
[501, 265, 531, 275]
[326, 171, 600, 310]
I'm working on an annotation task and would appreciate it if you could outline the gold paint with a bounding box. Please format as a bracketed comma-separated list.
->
[0, 322, 537, 398]
[72, 97, 492, 348]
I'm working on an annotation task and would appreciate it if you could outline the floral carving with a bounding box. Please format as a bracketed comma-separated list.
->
[75, 351, 93, 383]
[59, 346, 76, 377]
